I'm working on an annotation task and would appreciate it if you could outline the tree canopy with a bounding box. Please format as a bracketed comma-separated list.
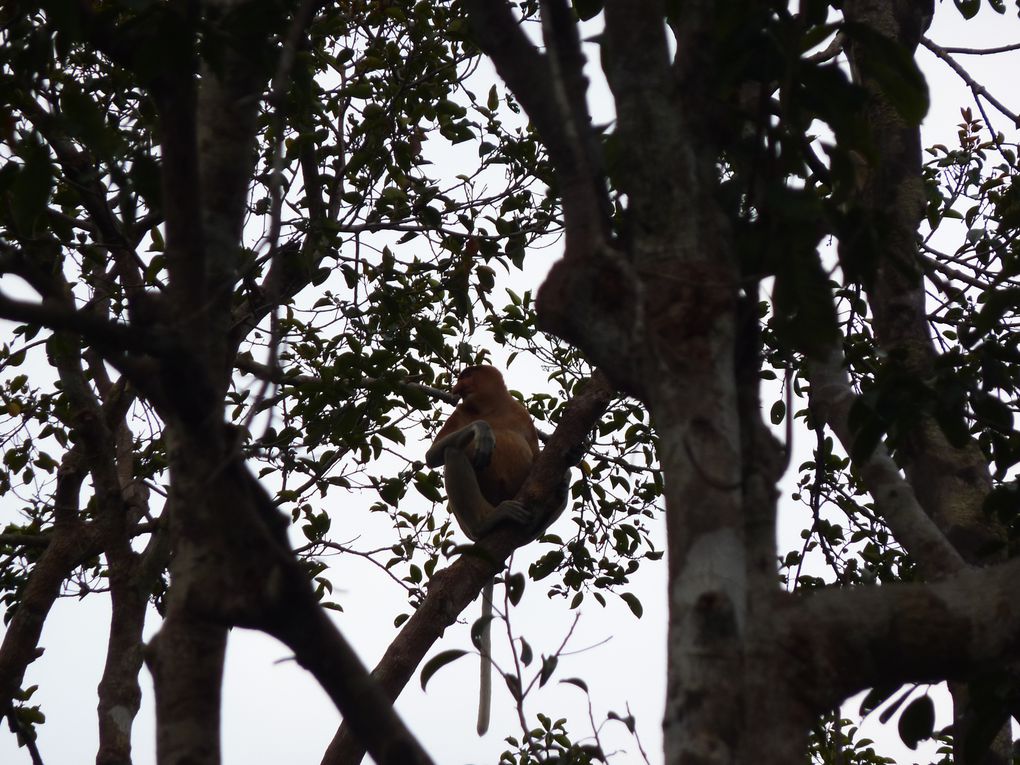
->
[2, 1, 1020, 764]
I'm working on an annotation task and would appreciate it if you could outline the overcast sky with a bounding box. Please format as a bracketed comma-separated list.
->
[2, 5, 1020, 765]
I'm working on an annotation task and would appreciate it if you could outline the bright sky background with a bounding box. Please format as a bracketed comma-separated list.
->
[2, 5, 1020, 765]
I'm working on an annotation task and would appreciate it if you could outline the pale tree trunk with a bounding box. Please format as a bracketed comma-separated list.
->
[147, 615, 228, 765]
[842, 2, 1012, 763]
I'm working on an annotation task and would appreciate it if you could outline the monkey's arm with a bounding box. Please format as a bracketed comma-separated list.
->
[425, 420, 495, 469]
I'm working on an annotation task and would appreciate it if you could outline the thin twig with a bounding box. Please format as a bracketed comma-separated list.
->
[922, 37, 1020, 126]
[6, 712, 46, 765]
[235, 356, 458, 403]
[937, 42, 1020, 55]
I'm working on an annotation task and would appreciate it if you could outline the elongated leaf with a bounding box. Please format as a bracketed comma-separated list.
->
[420, 649, 468, 690]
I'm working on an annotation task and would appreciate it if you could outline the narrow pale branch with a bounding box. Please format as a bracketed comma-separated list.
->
[263, 0, 320, 261]
[807, 347, 965, 578]
[937, 42, 1020, 55]
[805, 30, 846, 63]
[844, 1, 1001, 568]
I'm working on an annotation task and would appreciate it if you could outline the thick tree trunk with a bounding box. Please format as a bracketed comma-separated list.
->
[146, 611, 228, 765]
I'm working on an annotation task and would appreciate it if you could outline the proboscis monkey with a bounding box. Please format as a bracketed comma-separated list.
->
[425, 365, 541, 735]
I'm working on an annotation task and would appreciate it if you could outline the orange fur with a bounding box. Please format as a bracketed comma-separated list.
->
[433, 366, 539, 506]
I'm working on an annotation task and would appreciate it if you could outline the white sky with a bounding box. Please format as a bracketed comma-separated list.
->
[3, 4, 1020, 765]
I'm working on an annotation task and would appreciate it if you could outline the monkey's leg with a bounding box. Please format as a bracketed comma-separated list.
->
[443, 447, 533, 539]
[475, 580, 494, 736]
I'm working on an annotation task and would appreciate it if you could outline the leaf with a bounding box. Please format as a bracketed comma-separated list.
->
[504, 672, 522, 701]
[420, 649, 468, 690]
[130, 153, 163, 211]
[971, 391, 1013, 433]
[520, 638, 533, 666]
[897, 695, 935, 750]
[16, 706, 45, 725]
[149, 226, 165, 253]
[573, 0, 604, 20]
[620, 592, 643, 618]
[15, 685, 38, 701]
[859, 683, 901, 716]
[560, 677, 589, 693]
[529, 549, 564, 580]
[407, 564, 422, 584]
[470, 614, 494, 648]
[608, 710, 636, 732]
[770, 400, 786, 425]
[413, 475, 443, 503]
[60, 82, 118, 156]
[507, 571, 526, 605]
[954, 0, 981, 18]
[9, 139, 54, 232]
[539, 654, 558, 687]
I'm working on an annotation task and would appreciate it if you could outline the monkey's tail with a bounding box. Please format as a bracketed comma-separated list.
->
[477, 580, 493, 736]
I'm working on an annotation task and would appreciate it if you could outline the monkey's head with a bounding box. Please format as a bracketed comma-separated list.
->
[452, 365, 506, 407]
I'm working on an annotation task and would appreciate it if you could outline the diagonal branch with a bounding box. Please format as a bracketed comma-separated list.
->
[0, 448, 101, 721]
[466, 0, 611, 257]
[843, 1, 1002, 567]
[319, 372, 615, 765]
[922, 37, 1020, 127]
[807, 346, 964, 578]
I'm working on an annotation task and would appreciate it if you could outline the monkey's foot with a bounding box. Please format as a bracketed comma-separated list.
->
[496, 500, 533, 526]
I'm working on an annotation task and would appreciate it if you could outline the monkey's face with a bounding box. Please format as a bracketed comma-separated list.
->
[452, 366, 503, 405]
[452, 367, 481, 398]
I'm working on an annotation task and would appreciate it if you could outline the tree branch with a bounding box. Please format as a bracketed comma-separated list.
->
[922, 37, 1020, 126]
[235, 356, 458, 404]
[320, 371, 615, 765]
[0, 450, 100, 720]
[0, 291, 167, 356]
[466, 0, 611, 258]
[844, 1, 1002, 566]
[807, 346, 965, 578]
[789, 555, 1020, 709]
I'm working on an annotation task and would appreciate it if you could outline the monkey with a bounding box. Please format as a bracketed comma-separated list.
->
[425, 365, 542, 736]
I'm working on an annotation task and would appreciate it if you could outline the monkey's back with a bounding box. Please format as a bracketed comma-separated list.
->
[474, 398, 539, 506]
